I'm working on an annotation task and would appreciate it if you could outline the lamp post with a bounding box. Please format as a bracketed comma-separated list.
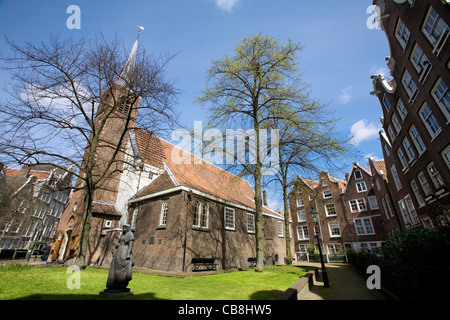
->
[310, 206, 329, 288]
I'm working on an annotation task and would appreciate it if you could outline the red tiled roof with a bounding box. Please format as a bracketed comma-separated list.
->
[4, 168, 51, 180]
[29, 170, 52, 180]
[138, 171, 176, 196]
[4, 168, 20, 177]
[92, 201, 121, 219]
[134, 132, 281, 217]
[133, 129, 166, 169]
[372, 159, 388, 182]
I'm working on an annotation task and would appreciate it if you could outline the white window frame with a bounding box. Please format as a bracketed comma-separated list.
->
[418, 171, 433, 197]
[402, 137, 416, 163]
[356, 181, 367, 193]
[392, 113, 402, 133]
[296, 197, 304, 207]
[410, 179, 425, 208]
[297, 225, 309, 240]
[422, 6, 449, 49]
[410, 43, 431, 81]
[431, 78, 450, 122]
[383, 94, 391, 112]
[395, 18, 410, 50]
[368, 195, 379, 210]
[247, 213, 255, 233]
[277, 221, 284, 238]
[387, 125, 397, 143]
[349, 199, 367, 213]
[224, 207, 235, 230]
[420, 103, 442, 139]
[327, 243, 343, 255]
[325, 203, 337, 217]
[397, 147, 409, 169]
[159, 200, 169, 226]
[328, 222, 341, 238]
[403, 195, 419, 225]
[354, 170, 362, 180]
[402, 70, 418, 102]
[193, 201, 202, 227]
[442, 145, 450, 171]
[391, 164, 402, 191]
[427, 162, 445, 190]
[131, 208, 138, 230]
[396, 99, 407, 121]
[381, 197, 391, 220]
[409, 124, 426, 156]
[323, 189, 332, 199]
[297, 210, 306, 222]
[354, 218, 375, 235]
[201, 203, 209, 229]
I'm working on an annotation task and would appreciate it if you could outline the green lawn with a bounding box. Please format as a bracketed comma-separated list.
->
[0, 264, 309, 300]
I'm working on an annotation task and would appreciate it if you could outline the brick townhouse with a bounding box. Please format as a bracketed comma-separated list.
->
[370, 0, 450, 229]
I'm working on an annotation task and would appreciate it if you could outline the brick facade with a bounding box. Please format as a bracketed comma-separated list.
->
[371, 0, 450, 229]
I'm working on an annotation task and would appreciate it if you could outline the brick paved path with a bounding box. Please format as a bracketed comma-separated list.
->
[296, 262, 390, 300]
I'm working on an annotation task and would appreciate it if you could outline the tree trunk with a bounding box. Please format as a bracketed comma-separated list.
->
[254, 124, 265, 272]
[254, 164, 265, 271]
[283, 184, 292, 265]
[74, 186, 93, 269]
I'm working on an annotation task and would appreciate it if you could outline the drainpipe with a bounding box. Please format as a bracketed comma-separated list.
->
[182, 190, 193, 272]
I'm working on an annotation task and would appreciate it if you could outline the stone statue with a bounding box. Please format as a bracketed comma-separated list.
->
[103, 224, 134, 294]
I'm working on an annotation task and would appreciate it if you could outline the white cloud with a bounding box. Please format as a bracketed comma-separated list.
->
[214, 0, 241, 12]
[339, 86, 353, 104]
[350, 119, 382, 146]
[364, 152, 383, 161]
[370, 65, 389, 76]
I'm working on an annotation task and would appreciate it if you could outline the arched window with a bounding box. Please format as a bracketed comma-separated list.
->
[201, 203, 209, 228]
[193, 201, 201, 227]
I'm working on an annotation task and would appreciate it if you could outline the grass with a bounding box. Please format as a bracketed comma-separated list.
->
[0, 264, 309, 300]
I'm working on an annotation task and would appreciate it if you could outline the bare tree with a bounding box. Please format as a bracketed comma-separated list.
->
[0, 33, 180, 267]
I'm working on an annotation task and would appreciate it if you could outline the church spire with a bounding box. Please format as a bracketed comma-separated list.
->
[118, 26, 144, 85]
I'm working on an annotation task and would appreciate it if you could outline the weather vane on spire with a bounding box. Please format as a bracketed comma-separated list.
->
[137, 25, 144, 40]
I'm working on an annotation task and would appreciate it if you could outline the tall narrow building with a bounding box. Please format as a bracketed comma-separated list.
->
[370, 0, 450, 230]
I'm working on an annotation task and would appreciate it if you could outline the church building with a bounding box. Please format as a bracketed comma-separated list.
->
[53, 32, 292, 272]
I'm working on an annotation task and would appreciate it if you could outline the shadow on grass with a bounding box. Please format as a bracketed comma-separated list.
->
[249, 290, 284, 300]
[15, 292, 163, 300]
[16, 290, 285, 300]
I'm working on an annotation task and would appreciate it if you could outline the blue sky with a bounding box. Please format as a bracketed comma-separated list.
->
[0, 0, 391, 209]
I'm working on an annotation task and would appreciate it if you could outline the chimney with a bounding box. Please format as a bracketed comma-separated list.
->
[263, 190, 267, 207]
[345, 173, 349, 182]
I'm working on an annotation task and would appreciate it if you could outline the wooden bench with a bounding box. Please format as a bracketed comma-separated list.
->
[248, 257, 257, 267]
[191, 258, 218, 271]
